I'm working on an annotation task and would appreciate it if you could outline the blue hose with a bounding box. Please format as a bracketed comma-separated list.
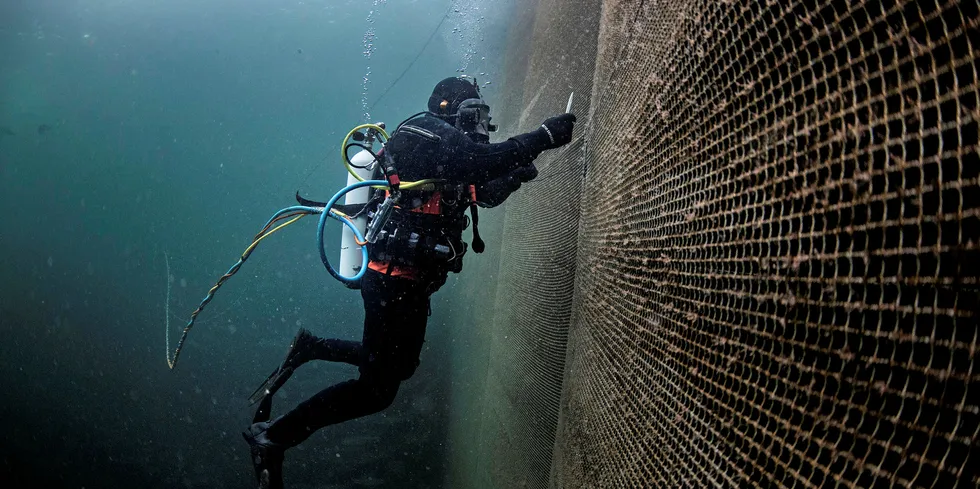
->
[318, 180, 389, 285]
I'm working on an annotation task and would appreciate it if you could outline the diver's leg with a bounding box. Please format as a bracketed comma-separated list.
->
[304, 336, 362, 365]
[357, 269, 432, 380]
[249, 331, 364, 404]
[256, 269, 431, 447]
[245, 370, 392, 487]
[273, 329, 363, 369]
[261, 374, 402, 446]
[245, 373, 401, 485]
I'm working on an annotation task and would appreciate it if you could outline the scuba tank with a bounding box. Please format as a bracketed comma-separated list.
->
[338, 149, 378, 278]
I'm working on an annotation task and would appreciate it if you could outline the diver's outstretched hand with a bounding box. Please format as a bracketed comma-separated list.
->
[539, 113, 577, 148]
[509, 112, 578, 160]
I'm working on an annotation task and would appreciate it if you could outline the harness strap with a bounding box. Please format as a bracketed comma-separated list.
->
[468, 185, 485, 253]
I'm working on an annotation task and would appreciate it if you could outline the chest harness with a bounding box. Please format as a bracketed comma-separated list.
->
[363, 148, 485, 279]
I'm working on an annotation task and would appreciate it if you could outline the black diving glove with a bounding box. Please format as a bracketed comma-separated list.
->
[509, 113, 577, 157]
[539, 113, 577, 148]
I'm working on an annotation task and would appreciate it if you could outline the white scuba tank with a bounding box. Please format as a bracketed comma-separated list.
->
[338, 149, 377, 277]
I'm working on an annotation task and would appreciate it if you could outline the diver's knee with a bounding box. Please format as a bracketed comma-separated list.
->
[361, 379, 400, 413]
[397, 360, 420, 381]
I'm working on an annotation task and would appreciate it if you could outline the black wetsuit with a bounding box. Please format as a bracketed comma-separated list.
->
[261, 114, 548, 447]
[264, 270, 430, 447]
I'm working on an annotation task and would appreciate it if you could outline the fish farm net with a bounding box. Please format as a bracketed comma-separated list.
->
[476, 0, 980, 487]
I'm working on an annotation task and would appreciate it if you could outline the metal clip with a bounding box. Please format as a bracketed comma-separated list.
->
[365, 196, 396, 243]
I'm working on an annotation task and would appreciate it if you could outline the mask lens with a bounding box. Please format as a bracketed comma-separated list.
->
[457, 98, 493, 137]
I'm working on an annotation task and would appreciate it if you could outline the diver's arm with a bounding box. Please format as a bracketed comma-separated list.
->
[448, 113, 577, 183]
[441, 128, 538, 184]
[385, 119, 528, 184]
[392, 113, 576, 184]
[475, 166, 538, 208]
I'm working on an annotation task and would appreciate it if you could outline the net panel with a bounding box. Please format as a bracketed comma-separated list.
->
[553, 0, 980, 487]
[480, 0, 603, 487]
[443, 3, 541, 488]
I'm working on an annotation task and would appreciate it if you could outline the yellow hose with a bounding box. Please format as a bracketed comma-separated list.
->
[342, 124, 389, 181]
[243, 214, 306, 258]
[342, 123, 444, 191]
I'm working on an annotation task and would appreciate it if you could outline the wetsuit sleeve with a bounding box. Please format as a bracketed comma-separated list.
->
[475, 166, 538, 208]
[387, 116, 554, 185]
[438, 127, 539, 184]
[475, 173, 519, 208]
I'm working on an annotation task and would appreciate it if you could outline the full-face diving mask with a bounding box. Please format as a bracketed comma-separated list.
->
[455, 98, 497, 143]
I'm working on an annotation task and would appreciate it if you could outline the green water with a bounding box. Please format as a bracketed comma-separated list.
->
[0, 1, 514, 487]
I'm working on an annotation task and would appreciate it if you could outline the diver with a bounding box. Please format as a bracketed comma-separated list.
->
[242, 76, 576, 489]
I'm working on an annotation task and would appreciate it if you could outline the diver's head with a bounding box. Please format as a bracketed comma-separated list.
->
[428, 76, 497, 143]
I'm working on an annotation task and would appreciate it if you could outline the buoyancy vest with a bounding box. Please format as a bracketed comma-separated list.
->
[366, 184, 473, 280]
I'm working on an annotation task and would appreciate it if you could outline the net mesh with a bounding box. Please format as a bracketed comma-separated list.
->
[548, 0, 980, 487]
[476, 0, 603, 487]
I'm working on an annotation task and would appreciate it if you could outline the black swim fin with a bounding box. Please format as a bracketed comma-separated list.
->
[295, 190, 371, 216]
[248, 365, 295, 406]
[247, 328, 317, 405]
[295, 191, 328, 208]
[252, 392, 273, 424]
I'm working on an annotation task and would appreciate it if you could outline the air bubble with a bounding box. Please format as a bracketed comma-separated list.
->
[360, 1, 388, 120]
